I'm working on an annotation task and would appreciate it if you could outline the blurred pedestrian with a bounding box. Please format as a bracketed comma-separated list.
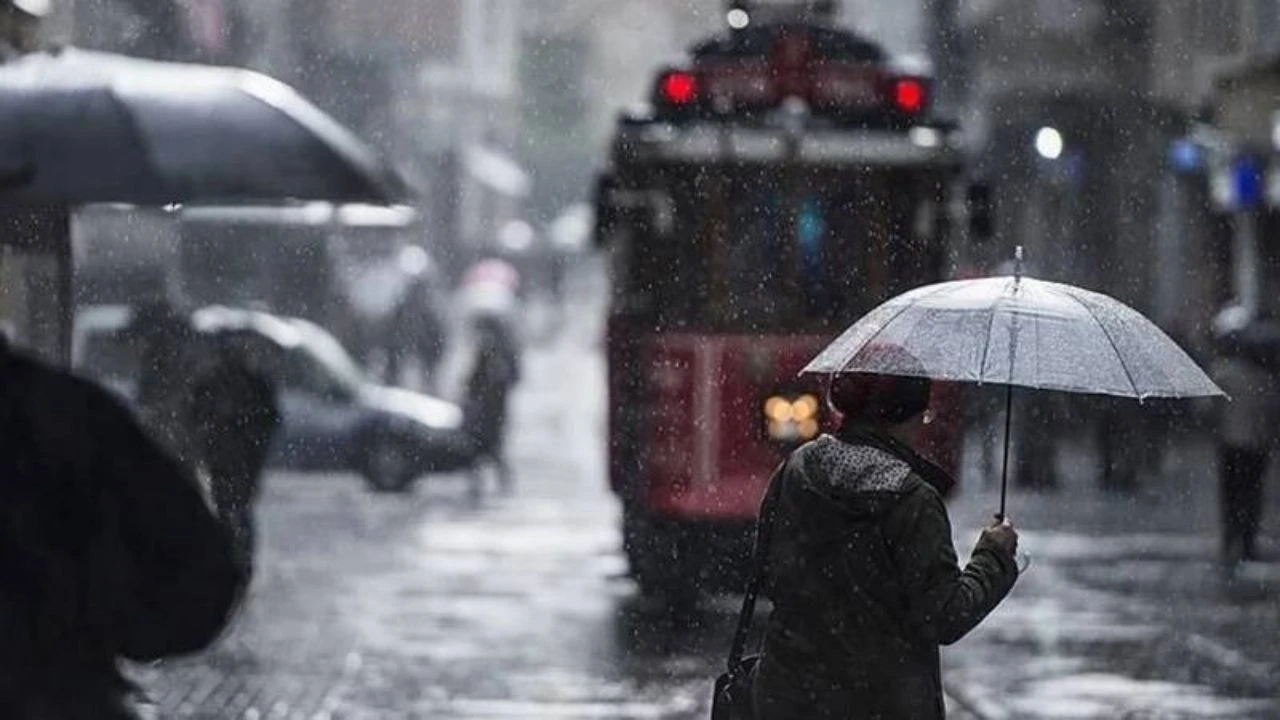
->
[1210, 308, 1278, 567]
[0, 0, 46, 61]
[0, 335, 245, 718]
[386, 274, 448, 393]
[749, 344, 1020, 720]
[462, 313, 521, 497]
[187, 351, 281, 576]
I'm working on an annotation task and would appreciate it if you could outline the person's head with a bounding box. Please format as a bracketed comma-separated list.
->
[472, 312, 508, 346]
[1, 0, 48, 54]
[827, 344, 933, 443]
[1213, 303, 1251, 359]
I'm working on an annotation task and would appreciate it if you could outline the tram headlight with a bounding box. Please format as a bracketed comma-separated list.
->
[765, 396, 794, 423]
[792, 394, 819, 421]
[764, 394, 821, 442]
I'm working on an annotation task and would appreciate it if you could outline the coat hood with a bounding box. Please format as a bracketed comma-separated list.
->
[790, 435, 922, 520]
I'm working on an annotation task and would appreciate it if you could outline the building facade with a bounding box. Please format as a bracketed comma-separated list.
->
[1168, 1, 1280, 324]
[950, 0, 1270, 357]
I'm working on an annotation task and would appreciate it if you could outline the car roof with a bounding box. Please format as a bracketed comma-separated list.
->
[192, 305, 308, 346]
[191, 306, 352, 361]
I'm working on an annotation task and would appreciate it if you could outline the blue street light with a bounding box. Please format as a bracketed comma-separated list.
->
[1234, 155, 1264, 210]
[1169, 138, 1203, 173]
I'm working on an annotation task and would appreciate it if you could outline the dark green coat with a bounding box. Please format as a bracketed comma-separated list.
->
[753, 429, 1018, 719]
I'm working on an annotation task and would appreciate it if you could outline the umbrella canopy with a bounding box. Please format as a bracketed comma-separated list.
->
[0, 48, 410, 205]
[803, 275, 1224, 400]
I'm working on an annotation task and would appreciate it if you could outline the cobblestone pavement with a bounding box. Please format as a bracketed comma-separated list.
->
[135, 300, 1280, 719]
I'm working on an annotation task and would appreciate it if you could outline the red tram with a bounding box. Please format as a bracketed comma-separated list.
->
[594, 7, 979, 598]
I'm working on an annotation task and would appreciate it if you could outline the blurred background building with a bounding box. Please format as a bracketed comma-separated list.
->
[51, 0, 927, 291]
[37, 0, 1280, 359]
[941, 0, 1280, 359]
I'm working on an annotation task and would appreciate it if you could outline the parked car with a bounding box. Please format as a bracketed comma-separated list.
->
[72, 304, 475, 492]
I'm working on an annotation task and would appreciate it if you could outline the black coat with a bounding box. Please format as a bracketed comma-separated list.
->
[753, 427, 1018, 720]
[188, 361, 281, 489]
[0, 340, 245, 718]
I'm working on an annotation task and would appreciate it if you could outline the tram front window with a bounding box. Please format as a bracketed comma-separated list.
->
[623, 168, 938, 333]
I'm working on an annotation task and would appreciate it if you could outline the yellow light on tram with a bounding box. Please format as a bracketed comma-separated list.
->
[798, 419, 820, 439]
[792, 394, 819, 421]
[764, 396, 793, 422]
[765, 394, 822, 442]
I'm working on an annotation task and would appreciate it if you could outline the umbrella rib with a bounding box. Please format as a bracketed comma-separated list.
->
[1064, 290, 1141, 397]
[978, 277, 1014, 383]
[843, 282, 960, 375]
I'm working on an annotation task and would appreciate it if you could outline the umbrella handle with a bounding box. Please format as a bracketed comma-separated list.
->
[997, 383, 1013, 522]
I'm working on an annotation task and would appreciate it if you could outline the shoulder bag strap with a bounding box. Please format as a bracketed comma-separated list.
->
[726, 459, 786, 671]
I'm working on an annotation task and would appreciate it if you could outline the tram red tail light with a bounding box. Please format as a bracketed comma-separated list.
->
[659, 70, 700, 105]
[890, 77, 927, 115]
[655, 63, 931, 121]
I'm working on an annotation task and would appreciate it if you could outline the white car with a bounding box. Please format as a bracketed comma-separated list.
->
[72, 304, 476, 492]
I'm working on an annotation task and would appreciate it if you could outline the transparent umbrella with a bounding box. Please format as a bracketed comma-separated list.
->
[802, 247, 1225, 518]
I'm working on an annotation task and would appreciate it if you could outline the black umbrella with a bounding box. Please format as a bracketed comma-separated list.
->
[0, 49, 414, 363]
[0, 48, 411, 205]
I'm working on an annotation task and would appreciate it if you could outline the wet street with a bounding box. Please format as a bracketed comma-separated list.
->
[135, 304, 1280, 719]
[941, 435, 1280, 719]
[136, 304, 734, 719]
[7, 0, 1276, 717]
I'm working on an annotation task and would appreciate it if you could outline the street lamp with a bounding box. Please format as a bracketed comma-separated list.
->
[1035, 126, 1064, 160]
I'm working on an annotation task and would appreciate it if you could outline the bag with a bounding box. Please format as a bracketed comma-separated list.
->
[710, 463, 784, 720]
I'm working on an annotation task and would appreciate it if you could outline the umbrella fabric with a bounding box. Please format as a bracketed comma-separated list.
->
[802, 276, 1223, 400]
[0, 49, 409, 205]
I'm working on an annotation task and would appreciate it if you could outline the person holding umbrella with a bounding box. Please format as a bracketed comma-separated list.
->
[0, 334, 245, 718]
[186, 348, 282, 576]
[748, 343, 1020, 719]
[715, 249, 1224, 719]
